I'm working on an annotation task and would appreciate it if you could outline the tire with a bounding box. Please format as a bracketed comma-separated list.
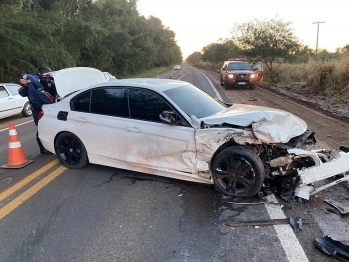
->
[21, 101, 32, 117]
[212, 146, 264, 197]
[54, 132, 89, 169]
[250, 85, 255, 90]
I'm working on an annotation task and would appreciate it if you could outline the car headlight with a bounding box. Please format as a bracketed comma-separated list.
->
[249, 73, 256, 79]
[227, 74, 234, 79]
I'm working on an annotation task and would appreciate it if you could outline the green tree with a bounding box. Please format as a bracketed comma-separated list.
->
[231, 17, 300, 82]
[186, 52, 201, 64]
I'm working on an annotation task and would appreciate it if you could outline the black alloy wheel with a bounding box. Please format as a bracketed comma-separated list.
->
[55, 132, 89, 169]
[212, 146, 264, 197]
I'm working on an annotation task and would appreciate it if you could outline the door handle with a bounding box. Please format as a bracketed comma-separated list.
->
[76, 117, 88, 122]
[126, 126, 141, 132]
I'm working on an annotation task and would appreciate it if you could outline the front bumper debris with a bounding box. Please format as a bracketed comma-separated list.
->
[291, 148, 349, 200]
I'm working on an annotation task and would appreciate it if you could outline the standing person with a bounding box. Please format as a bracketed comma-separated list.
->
[38, 67, 58, 101]
[19, 67, 55, 154]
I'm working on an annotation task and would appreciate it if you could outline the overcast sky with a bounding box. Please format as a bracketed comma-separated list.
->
[137, 0, 347, 59]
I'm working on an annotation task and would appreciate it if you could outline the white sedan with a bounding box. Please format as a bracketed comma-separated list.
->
[38, 67, 349, 199]
[0, 83, 32, 119]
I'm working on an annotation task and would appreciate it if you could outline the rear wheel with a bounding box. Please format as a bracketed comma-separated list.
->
[55, 132, 89, 169]
[21, 102, 32, 117]
[212, 147, 264, 197]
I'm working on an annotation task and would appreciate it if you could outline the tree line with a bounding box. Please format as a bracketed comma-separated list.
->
[0, 0, 182, 82]
[187, 17, 349, 82]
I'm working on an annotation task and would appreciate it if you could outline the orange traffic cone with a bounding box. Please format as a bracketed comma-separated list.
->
[1, 122, 33, 169]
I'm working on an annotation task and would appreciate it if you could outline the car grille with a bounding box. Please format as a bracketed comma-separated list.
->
[237, 74, 248, 80]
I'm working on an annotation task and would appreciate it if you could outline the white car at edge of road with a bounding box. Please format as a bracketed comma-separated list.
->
[0, 83, 32, 119]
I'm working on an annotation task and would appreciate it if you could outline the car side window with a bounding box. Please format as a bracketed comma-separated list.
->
[128, 88, 172, 122]
[71, 91, 91, 112]
[91, 88, 128, 117]
[6, 85, 20, 96]
[0, 86, 9, 98]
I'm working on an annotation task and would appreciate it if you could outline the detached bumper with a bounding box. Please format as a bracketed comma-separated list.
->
[289, 148, 349, 199]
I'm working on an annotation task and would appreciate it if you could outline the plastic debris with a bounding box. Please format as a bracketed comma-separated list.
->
[289, 217, 302, 233]
[324, 199, 349, 215]
[314, 235, 349, 261]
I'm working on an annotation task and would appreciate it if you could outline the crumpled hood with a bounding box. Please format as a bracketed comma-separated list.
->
[51, 67, 106, 98]
[200, 104, 307, 143]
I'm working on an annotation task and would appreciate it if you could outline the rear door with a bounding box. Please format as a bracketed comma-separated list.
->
[252, 62, 264, 81]
[71, 87, 128, 161]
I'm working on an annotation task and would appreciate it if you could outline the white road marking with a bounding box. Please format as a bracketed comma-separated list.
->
[265, 195, 309, 262]
[0, 119, 33, 133]
[190, 66, 223, 101]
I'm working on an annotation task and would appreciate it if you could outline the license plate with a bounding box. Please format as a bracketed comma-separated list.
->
[238, 82, 246, 85]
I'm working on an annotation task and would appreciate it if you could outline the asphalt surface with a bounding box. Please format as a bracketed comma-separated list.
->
[0, 65, 342, 262]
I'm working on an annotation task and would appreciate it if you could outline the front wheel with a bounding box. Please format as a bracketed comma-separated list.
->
[21, 102, 32, 117]
[55, 132, 89, 169]
[212, 146, 264, 197]
[250, 85, 255, 90]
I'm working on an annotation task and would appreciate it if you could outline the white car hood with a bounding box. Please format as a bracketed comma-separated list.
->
[51, 67, 106, 98]
[200, 104, 307, 143]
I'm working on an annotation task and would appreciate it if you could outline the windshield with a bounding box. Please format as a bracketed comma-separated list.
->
[227, 62, 251, 70]
[164, 84, 228, 118]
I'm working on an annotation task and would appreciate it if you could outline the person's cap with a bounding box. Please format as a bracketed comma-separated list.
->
[38, 67, 52, 76]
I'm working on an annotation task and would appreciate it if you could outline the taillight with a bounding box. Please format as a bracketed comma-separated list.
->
[38, 109, 44, 121]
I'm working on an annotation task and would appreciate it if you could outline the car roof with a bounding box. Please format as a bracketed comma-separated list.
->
[52, 67, 192, 98]
[89, 78, 191, 92]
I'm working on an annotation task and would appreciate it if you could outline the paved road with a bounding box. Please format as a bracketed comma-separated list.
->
[0, 66, 339, 262]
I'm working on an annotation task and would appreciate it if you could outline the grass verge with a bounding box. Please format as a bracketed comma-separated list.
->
[130, 65, 173, 78]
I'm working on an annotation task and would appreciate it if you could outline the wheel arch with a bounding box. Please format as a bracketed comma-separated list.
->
[54, 130, 90, 155]
[209, 140, 240, 172]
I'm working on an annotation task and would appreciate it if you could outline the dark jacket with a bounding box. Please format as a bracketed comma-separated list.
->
[18, 74, 54, 108]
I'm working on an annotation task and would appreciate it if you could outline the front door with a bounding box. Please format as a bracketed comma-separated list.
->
[124, 87, 196, 174]
[253, 62, 264, 82]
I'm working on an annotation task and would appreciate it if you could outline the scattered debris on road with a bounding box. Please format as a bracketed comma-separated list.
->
[289, 217, 302, 233]
[324, 199, 349, 215]
[225, 217, 314, 228]
[313, 235, 349, 261]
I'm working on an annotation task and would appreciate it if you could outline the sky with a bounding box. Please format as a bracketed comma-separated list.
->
[137, 0, 348, 59]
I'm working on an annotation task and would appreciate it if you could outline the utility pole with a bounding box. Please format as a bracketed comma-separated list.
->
[312, 21, 325, 54]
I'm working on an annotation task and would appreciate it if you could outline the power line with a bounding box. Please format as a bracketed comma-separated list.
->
[312, 21, 325, 54]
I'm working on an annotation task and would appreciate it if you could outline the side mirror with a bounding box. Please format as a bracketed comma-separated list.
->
[159, 110, 177, 125]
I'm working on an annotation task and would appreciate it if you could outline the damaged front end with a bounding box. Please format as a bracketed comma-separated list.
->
[253, 131, 349, 201]
[195, 104, 349, 200]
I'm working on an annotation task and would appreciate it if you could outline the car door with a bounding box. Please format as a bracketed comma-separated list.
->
[125, 87, 196, 174]
[252, 62, 264, 81]
[71, 87, 128, 161]
[0, 85, 21, 118]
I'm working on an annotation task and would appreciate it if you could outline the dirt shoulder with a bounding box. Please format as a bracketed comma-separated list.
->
[199, 67, 349, 123]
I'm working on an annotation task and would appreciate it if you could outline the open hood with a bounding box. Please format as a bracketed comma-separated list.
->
[51, 67, 106, 98]
[200, 104, 307, 143]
